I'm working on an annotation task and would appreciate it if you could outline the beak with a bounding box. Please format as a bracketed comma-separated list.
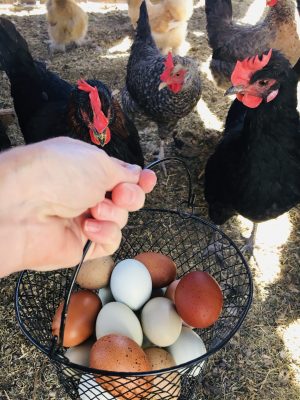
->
[90, 127, 108, 147]
[158, 81, 168, 91]
[224, 85, 244, 96]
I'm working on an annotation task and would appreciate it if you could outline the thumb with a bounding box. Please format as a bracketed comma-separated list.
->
[105, 158, 142, 189]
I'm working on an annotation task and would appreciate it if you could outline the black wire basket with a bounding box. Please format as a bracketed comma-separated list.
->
[15, 158, 253, 400]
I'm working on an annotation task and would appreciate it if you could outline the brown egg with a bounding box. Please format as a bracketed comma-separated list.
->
[52, 290, 101, 347]
[90, 334, 153, 400]
[175, 271, 223, 328]
[144, 347, 181, 400]
[165, 279, 180, 303]
[134, 252, 176, 288]
[76, 256, 115, 289]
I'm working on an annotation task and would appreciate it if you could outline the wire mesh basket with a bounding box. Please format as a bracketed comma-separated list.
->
[15, 158, 253, 400]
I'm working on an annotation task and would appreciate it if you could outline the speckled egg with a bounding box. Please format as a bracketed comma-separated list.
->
[144, 347, 181, 400]
[90, 334, 153, 399]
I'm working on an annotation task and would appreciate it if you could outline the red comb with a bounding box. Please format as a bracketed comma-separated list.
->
[266, 0, 277, 6]
[231, 49, 273, 86]
[160, 52, 174, 82]
[77, 79, 110, 146]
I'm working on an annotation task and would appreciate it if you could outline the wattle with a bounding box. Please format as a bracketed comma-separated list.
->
[237, 93, 262, 109]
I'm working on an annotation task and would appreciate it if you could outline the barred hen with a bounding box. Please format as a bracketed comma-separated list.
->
[204, 49, 300, 254]
[205, 0, 300, 89]
[122, 0, 201, 161]
[0, 17, 144, 166]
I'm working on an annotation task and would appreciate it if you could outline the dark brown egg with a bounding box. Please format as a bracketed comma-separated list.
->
[52, 290, 101, 347]
[90, 334, 152, 399]
[174, 271, 223, 328]
[134, 252, 177, 288]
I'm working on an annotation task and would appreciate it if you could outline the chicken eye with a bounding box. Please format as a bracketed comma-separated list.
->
[258, 80, 268, 86]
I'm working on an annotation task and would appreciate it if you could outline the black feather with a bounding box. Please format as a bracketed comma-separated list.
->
[205, 50, 300, 225]
[0, 17, 144, 166]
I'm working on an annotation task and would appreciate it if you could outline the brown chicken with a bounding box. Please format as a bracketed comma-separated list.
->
[128, 0, 193, 55]
[46, 0, 88, 54]
[205, 0, 300, 88]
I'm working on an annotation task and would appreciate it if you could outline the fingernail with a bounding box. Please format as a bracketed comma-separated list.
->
[126, 164, 142, 173]
[143, 169, 156, 177]
[124, 186, 135, 205]
[85, 220, 102, 233]
[97, 202, 111, 218]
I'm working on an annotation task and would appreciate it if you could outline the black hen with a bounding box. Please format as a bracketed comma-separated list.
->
[204, 49, 300, 253]
[205, 0, 300, 89]
[0, 17, 144, 166]
[122, 0, 201, 160]
[0, 120, 11, 151]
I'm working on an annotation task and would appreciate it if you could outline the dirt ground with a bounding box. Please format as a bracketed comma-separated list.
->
[0, 0, 299, 399]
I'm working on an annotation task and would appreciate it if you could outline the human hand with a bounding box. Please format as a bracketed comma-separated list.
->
[0, 137, 157, 277]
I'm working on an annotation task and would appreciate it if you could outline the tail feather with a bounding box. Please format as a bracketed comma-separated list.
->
[205, 0, 233, 21]
[135, 1, 156, 47]
[0, 17, 36, 81]
[205, 0, 233, 48]
[0, 17, 44, 133]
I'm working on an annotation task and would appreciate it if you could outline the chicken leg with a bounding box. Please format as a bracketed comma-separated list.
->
[241, 222, 258, 257]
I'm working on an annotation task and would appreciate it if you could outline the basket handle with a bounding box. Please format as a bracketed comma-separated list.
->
[146, 157, 195, 212]
[51, 157, 195, 355]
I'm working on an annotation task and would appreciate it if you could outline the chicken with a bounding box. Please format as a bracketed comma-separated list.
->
[122, 1, 201, 161]
[204, 49, 300, 254]
[0, 120, 11, 151]
[205, 0, 300, 89]
[46, 0, 88, 54]
[128, 0, 194, 55]
[0, 17, 144, 167]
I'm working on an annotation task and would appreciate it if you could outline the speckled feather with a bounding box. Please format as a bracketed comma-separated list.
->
[122, 1, 201, 139]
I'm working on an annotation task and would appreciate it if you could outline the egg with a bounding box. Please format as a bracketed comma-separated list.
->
[78, 374, 115, 400]
[65, 337, 95, 368]
[110, 259, 152, 310]
[52, 290, 101, 347]
[141, 297, 182, 347]
[95, 302, 143, 346]
[90, 334, 152, 399]
[134, 252, 177, 288]
[175, 271, 223, 328]
[167, 326, 206, 376]
[164, 279, 180, 303]
[144, 347, 181, 400]
[98, 286, 114, 306]
[76, 256, 115, 290]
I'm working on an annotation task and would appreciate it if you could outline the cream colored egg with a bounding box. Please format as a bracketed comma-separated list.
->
[76, 256, 115, 289]
[167, 326, 207, 377]
[96, 302, 143, 346]
[78, 374, 115, 400]
[65, 338, 95, 367]
[141, 297, 182, 347]
[144, 347, 181, 400]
